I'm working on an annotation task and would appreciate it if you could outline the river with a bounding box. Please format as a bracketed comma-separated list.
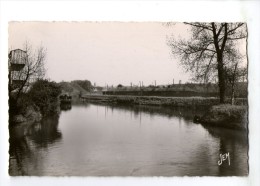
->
[9, 102, 248, 176]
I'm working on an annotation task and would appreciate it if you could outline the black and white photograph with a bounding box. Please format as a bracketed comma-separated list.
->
[8, 21, 248, 177]
[1, 1, 260, 186]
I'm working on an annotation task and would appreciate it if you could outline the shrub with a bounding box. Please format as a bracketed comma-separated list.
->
[28, 79, 61, 116]
[9, 92, 33, 117]
[117, 84, 123, 88]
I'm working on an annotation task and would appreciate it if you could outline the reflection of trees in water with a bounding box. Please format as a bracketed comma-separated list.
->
[182, 125, 248, 176]
[29, 116, 62, 147]
[71, 101, 91, 107]
[202, 125, 248, 176]
[89, 102, 208, 121]
[9, 115, 62, 176]
[60, 103, 72, 111]
[88, 102, 248, 176]
[9, 129, 31, 176]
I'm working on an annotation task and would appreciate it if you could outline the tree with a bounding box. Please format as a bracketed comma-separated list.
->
[226, 61, 247, 105]
[9, 42, 46, 103]
[72, 80, 92, 91]
[28, 79, 61, 116]
[117, 84, 123, 88]
[167, 22, 247, 103]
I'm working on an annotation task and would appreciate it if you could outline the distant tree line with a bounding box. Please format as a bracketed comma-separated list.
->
[71, 80, 92, 91]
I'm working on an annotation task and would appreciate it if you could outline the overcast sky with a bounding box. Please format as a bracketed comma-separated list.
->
[9, 22, 191, 86]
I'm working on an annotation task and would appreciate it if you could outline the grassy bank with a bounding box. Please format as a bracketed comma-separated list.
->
[103, 82, 248, 98]
[199, 104, 248, 130]
[81, 95, 247, 107]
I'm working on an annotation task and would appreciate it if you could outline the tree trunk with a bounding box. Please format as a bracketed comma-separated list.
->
[230, 63, 238, 105]
[231, 85, 235, 105]
[217, 55, 226, 104]
[212, 23, 227, 104]
[14, 67, 30, 105]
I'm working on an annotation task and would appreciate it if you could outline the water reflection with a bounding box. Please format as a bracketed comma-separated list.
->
[9, 115, 62, 176]
[9, 102, 248, 176]
[89, 102, 207, 121]
[201, 125, 248, 176]
[60, 103, 72, 111]
[29, 116, 62, 147]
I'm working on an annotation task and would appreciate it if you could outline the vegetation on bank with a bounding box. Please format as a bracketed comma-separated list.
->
[28, 80, 61, 116]
[81, 95, 247, 107]
[104, 82, 247, 99]
[104, 82, 247, 98]
[71, 80, 92, 92]
[9, 79, 61, 125]
[199, 104, 248, 130]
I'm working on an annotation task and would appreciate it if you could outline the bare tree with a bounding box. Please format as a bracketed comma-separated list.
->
[226, 62, 247, 105]
[9, 42, 46, 103]
[167, 22, 247, 103]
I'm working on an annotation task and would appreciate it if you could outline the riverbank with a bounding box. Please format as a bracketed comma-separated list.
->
[10, 105, 42, 126]
[81, 95, 248, 130]
[198, 104, 248, 131]
[9, 79, 61, 127]
[81, 95, 247, 107]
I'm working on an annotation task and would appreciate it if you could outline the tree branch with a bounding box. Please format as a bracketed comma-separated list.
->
[216, 23, 225, 37]
[227, 23, 244, 35]
[184, 22, 213, 31]
[220, 23, 228, 53]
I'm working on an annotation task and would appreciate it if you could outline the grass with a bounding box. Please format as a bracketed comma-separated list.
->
[201, 104, 248, 130]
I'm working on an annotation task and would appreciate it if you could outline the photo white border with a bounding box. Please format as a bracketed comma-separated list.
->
[0, 1, 259, 186]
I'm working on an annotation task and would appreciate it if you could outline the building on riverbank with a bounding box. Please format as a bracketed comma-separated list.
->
[8, 49, 28, 92]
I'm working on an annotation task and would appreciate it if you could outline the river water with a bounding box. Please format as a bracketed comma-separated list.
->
[9, 102, 248, 176]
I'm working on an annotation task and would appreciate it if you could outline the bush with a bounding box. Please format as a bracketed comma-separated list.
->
[28, 79, 61, 116]
[117, 84, 123, 88]
[59, 81, 74, 93]
[200, 104, 248, 130]
[9, 92, 33, 117]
